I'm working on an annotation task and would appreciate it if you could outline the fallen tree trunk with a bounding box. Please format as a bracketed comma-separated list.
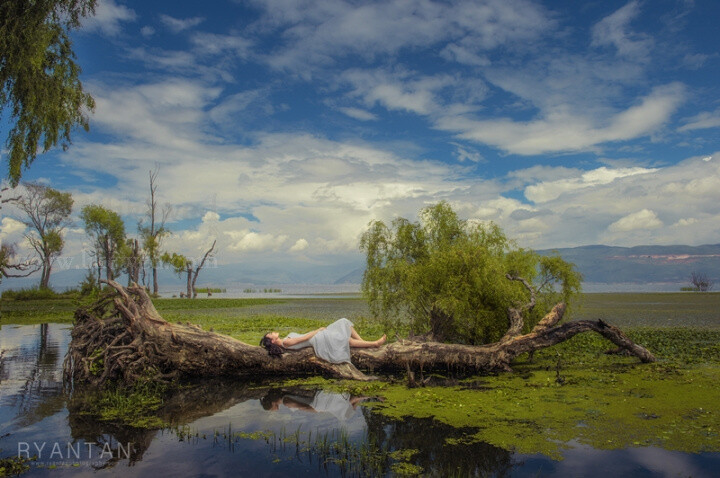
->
[64, 281, 655, 385]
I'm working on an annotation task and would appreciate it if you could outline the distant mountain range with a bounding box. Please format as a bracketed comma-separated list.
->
[335, 243, 720, 292]
[538, 243, 720, 290]
[2, 244, 718, 293]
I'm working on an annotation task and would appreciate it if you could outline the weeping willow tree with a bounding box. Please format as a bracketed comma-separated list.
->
[360, 201, 582, 345]
[0, 0, 96, 185]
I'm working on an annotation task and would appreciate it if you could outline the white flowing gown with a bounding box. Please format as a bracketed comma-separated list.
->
[283, 318, 353, 364]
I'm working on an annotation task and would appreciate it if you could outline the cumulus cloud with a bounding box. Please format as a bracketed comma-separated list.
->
[523, 166, 657, 203]
[289, 238, 309, 252]
[608, 209, 662, 232]
[0, 217, 27, 243]
[227, 231, 288, 252]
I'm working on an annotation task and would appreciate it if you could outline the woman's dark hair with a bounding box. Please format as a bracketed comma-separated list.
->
[260, 388, 285, 410]
[260, 334, 284, 357]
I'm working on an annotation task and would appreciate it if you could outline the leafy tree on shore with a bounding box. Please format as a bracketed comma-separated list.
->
[80, 204, 125, 282]
[360, 202, 582, 344]
[1, 0, 96, 185]
[13, 183, 73, 288]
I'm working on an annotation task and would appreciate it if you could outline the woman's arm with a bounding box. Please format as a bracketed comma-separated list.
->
[282, 327, 326, 347]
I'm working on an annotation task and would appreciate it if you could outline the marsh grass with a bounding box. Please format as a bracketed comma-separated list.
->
[78, 381, 169, 429]
[174, 423, 416, 477]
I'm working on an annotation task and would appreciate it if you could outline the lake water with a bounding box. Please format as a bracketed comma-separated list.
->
[1, 324, 719, 477]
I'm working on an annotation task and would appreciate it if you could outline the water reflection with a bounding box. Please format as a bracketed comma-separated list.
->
[2, 324, 720, 477]
[0, 324, 68, 432]
[260, 388, 370, 421]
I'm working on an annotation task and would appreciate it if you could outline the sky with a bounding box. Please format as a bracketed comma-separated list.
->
[2, 0, 720, 282]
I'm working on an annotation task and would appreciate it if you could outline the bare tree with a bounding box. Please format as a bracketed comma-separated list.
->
[191, 239, 217, 298]
[161, 239, 217, 299]
[139, 168, 171, 296]
[690, 271, 714, 292]
[1, 185, 20, 210]
[0, 243, 40, 283]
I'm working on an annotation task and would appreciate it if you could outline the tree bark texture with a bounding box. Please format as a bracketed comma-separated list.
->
[64, 281, 655, 386]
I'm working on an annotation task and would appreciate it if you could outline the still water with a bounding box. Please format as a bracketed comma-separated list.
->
[1, 324, 719, 477]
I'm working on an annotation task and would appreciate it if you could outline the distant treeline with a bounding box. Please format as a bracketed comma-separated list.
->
[243, 288, 283, 293]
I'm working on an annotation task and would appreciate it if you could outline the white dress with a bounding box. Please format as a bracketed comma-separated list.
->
[284, 318, 353, 364]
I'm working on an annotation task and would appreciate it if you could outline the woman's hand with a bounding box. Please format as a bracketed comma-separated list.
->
[318, 327, 326, 332]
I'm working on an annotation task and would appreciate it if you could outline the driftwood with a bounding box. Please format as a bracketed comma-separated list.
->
[63, 280, 655, 386]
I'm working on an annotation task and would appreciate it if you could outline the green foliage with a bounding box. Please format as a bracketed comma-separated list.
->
[195, 287, 226, 293]
[80, 204, 126, 280]
[14, 182, 73, 287]
[160, 251, 189, 275]
[360, 201, 582, 344]
[80, 204, 125, 245]
[0, 0, 96, 185]
[0, 454, 33, 476]
[79, 269, 100, 297]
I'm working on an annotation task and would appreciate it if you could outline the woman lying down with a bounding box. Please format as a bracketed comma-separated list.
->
[260, 318, 386, 364]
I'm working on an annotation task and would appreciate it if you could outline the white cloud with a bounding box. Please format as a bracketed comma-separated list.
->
[191, 33, 252, 57]
[436, 83, 686, 155]
[591, 1, 652, 60]
[338, 107, 377, 121]
[88, 79, 221, 150]
[440, 44, 490, 66]
[227, 231, 288, 252]
[252, 0, 553, 72]
[679, 109, 720, 132]
[0, 217, 27, 243]
[289, 238, 309, 252]
[342, 70, 453, 115]
[160, 14, 205, 33]
[452, 143, 484, 163]
[524, 166, 656, 203]
[507, 154, 720, 248]
[608, 209, 662, 232]
[82, 0, 136, 36]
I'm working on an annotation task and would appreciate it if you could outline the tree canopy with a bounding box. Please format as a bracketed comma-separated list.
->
[360, 202, 582, 345]
[14, 182, 73, 288]
[80, 204, 125, 282]
[0, 0, 96, 185]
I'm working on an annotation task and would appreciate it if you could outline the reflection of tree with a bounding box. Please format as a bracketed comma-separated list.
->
[66, 379, 268, 465]
[8, 324, 65, 429]
[363, 410, 515, 477]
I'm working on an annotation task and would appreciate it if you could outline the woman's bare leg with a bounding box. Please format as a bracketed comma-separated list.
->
[350, 326, 363, 341]
[349, 334, 387, 348]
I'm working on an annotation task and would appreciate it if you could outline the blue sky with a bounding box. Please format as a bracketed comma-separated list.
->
[2, 0, 720, 277]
